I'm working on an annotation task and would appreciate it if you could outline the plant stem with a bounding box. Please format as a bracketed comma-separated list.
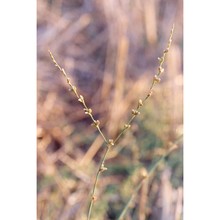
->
[48, 50, 108, 145]
[49, 24, 175, 220]
[114, 24, 174, 145]
[87, 145, 111, 220]
[118, 177, 147, 220]
[117, 134, 182, 219]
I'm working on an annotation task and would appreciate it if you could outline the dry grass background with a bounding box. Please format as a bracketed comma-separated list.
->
[37, 0, 183, 219]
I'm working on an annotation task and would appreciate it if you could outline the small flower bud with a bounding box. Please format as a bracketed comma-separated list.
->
[148, 90, 153, 97]
[140, 168, 148, 179]
[158, 66, 164, 74]
[78, 95, 84, 103]
[132, 109, 140, 116]
[88, 108, 92, 114]
[66, 77, 70, 84]
[108, 139, 114, 146]
[100, 163, 108, 172]
[124, 124, 131, 129]
[164, 49, 169, 53]
[72, 86, 77, 93]
[92, 120, 100, 127]
[158, 57, 164, 63]
[91, 196, 97, 201]
[138, 99, 143, 107]
[84, 108, 92, 115]
[153, 75, 161, 83]
[145, 90, 153, 99]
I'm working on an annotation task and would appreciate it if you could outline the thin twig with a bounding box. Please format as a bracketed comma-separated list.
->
[117, 134, 182, 220]
[48, 50, 113, 220]
[48, 50, 109, 145]
[87, 145, 111, 219]
[118, 176, 147, 220]
[113, 24, 174, 145]
[49, 24, 175, 220]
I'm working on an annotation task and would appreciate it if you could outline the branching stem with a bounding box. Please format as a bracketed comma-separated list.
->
[49, 24, 174, 220]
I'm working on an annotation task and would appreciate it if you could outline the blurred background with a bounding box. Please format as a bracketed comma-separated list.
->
[37, 0, 183, 219]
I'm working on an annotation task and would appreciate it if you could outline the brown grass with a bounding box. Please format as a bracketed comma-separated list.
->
[37, 0, 183, 219]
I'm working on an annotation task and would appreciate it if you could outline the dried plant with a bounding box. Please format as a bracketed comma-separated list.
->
[49, 24, 175, 220]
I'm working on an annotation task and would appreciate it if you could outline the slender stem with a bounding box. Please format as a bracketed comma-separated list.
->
[114, 24, 174, 145]
[49, 50, 111, 219]
[117, 134, 182, 219]
[96, 126, 108, 144]
[114, 115, 136, 144]
[48, 50, 108, 145]
[118, 177, 146, 220]
[87, 145, 111, 220]
[49, 24, 175, 220]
